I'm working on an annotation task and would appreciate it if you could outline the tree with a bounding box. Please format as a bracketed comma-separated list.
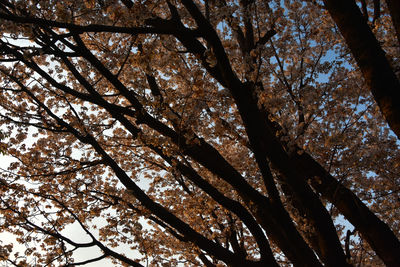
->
[323, 0, 400, 140]
[0, 0, 399, 266]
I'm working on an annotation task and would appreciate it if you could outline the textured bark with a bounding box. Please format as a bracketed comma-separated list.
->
[324, 0, 400, 140]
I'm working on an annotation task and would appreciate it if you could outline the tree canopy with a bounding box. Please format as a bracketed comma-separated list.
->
[0, 0, 399, 266]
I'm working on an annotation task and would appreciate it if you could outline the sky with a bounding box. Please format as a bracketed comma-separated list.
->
[0, 154, 141, 266]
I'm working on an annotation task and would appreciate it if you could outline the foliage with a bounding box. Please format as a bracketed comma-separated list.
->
[0, 0, 399, 266]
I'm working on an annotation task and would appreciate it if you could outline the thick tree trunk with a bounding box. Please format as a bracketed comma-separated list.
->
[323, 0, 400, 140]
[321, 1, 400, 261]
[230, 84, 350, 267]
[386, 0, 400, 46]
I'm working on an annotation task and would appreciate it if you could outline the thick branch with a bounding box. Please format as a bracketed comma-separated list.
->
[323, 0, 400, 140]
[386, 0, 400, 46]
[295, 152, 400, 267]
[0, 12, 176, 35]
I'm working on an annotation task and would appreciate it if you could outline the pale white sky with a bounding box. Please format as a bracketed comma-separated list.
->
[0, 154, 143, 266]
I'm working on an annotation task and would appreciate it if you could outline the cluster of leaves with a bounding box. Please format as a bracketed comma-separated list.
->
[0, 0, 399, 266]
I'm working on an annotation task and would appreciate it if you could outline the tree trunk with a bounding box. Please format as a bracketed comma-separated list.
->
[324, 0, 400, 140]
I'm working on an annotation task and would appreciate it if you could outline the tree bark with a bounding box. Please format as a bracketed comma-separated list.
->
[296, 152, 400, 267]
[324, 0, 400, 140]
[386, 0, 400, 46]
